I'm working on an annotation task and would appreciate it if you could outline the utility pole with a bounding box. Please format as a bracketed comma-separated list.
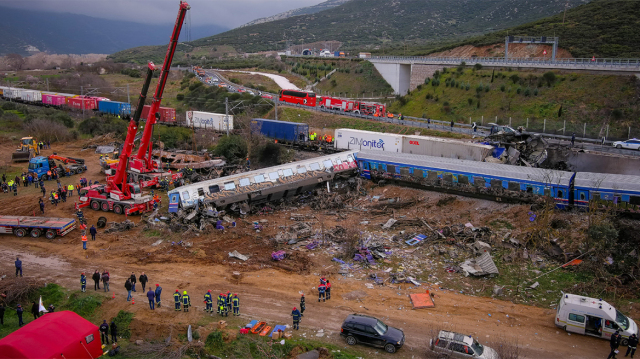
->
[81, 86, 85, 119]
[562, 1, 569, 24]
[127, 84, 130, 104]
[46, 78, 49, 92]
[275, 98, 278, 121]
[225, 97, 229, 137]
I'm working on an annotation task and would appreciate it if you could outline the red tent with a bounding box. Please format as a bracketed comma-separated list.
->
[0, 311, 104, 359]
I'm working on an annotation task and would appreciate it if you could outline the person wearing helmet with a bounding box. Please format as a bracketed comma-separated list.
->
[292, 307, 301, 330]
[80, 273, 86, 292]
[182, 291, 191, 312]
[225, 291, 232, 313]
[217, 293, 224, 315]
[204, 290, 213, 313]
[300, 294, 305, 315]
[173, 290, 182, 311]
[154, 284, 162, 307]
[218, 295, 228, 317]
[232, 294, 240, 316]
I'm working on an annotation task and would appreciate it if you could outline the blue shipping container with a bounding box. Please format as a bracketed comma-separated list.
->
[98, 100, 132, 116]
[250, 118, 309, 142]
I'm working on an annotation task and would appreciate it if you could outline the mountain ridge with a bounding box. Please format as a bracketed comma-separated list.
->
[240, 0, 352, 28]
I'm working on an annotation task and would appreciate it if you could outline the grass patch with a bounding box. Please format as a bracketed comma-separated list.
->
[489, 219, 514, 230]
[113, 310, 135, 339]
[63, 293, 102, 319]
[144, 229, 162, 237]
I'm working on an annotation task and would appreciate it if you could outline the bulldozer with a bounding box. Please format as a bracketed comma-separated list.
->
[12, 137, 40, 162]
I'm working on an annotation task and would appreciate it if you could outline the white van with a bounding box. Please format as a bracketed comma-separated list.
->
[556, 293, 638, 345]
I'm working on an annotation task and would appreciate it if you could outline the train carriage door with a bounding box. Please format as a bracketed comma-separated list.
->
[168, 192, 180, 213]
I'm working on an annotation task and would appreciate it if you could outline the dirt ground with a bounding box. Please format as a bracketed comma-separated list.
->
[428, 43, 574, 59]
[0, 137, 619, 359]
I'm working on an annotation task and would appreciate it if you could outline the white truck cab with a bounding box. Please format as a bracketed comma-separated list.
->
[556, 293, 638, 345]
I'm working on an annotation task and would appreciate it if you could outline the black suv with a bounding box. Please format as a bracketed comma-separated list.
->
[340, 314, 405, 353]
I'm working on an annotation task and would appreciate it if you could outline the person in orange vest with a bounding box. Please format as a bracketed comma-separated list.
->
[82, 234, 88, 250]
[326, 135, 333, 143]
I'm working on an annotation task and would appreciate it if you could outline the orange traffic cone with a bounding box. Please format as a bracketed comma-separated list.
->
[132, 298, 135, 305]
[112, 292, 115, 299]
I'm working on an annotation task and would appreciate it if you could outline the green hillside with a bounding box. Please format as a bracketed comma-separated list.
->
[109, 0, 590, 62]
[395, 0, 640, 58]
[388, 66, 639, 139]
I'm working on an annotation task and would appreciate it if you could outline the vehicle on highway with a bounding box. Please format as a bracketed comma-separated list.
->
[279, 89, 317, 107]
[612, 138, 640, 150]
[340, 314, 404, 353]
[555, 293, 638, 345]
[261, 93, 273, 99]
[429, 330, 497, 358]
[488, 122, 518, 135]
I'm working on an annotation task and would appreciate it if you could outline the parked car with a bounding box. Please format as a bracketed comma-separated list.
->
[261, 94, 273, 99]
[612, 138, 640, 150]
[429, 330, 498, 358]
[340, 314, 404, 353]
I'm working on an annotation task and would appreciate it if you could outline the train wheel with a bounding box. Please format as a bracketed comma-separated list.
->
[45, 229, 57, 239]
[14, 228, 27, 237]
[30, 229, 41, 238]
[101, 202, 110, 212]
[113, 205, 123, 215]
[90, 201, 101, 211]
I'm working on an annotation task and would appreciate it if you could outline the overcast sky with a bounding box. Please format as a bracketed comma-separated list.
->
[0, 0, 326, 29]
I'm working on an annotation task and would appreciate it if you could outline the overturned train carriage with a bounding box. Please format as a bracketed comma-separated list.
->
[168, 151, 359, 212]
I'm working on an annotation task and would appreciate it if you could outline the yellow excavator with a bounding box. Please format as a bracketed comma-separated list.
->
[12, 137, 40, 162]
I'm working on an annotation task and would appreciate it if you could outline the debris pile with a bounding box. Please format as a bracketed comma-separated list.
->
[104, 219, 136, 234]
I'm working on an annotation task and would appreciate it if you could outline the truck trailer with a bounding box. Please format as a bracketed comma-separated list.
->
[334, 128, 402, 153]
[250, 118, 309, 143]
[0, 215, 76, 239]
[186, 110, 233, 131]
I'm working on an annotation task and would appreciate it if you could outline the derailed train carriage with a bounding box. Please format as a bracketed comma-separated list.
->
[168, 151, 358, 213]
[356, 151, 640, 211]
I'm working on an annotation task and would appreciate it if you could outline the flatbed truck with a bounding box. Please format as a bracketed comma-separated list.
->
[0, 215, 76, 239]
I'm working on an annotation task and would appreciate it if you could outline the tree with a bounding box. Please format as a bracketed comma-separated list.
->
[543, 71, 556, 86]
[474, 63, 483, 70]
[6, 54, 24, 70]
[510, 74, 520, 84]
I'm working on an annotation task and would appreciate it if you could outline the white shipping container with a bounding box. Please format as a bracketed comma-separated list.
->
[22, 90, 42, 103]
[186, 111, 234, 131]
[334, 129, 402, 153]
[402, 135, 493, 161]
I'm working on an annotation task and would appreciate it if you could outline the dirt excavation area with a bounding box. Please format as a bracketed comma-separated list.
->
[0, 138, 629, 359]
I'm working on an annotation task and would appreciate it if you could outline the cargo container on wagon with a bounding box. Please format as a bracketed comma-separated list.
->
[185, 110, 233, 131]
[334, 129, 402, 153]
[66, 97, 97, 110]
[250, 118, 309, 143]
[98, 100, 132, 116]
[42, 94, 67, 108]
[402, 135, 493, 161]
[141, 105, 176, 125]
[21, 90, 42, 104]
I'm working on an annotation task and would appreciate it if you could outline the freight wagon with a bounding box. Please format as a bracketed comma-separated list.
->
[186, 110, 233, 131]
[334, 129, 402, 153]
[0, 215, 76, 239]
[250, 118, 309, 143]
[66, 97, 97, 111]
[42, 94, 67, 108]
[402, 135, 493, 161]
[141, 105, 177, 125]
[20, 90, 42, 104]
[98, 100, 131, 116]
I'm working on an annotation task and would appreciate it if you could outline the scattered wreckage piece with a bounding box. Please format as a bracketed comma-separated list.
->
[152, 149, 226, 170]
[229, 250, 248, 261]
[409, 290, 436, 309]
[104, 219, 136, 234]
[461, 249, 499, 277]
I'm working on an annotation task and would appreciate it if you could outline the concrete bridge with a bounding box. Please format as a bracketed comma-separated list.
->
[370, 56, 640, 95]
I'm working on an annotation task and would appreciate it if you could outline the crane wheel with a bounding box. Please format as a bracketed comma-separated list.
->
[14, 228, 27, 237]
[30, 229, 41, 238]
[113, 205, 123, 215]
[101, 202, 110, 212]
[45, 229, 57, 239]
[90, 201, 101, 211]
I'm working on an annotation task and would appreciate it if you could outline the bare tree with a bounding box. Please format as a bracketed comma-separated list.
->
[6, 54, 25, 70]
[22, 119, 73, 143]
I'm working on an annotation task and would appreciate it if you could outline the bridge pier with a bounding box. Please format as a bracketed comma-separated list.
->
[372, 62, 411, 95]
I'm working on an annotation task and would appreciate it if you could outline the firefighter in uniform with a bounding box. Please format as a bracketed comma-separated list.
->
[225, 291, 232, 313]
[232, 294, 240, 316]
[80, 273, 87, 292]
[204, 290, 213, 313]
[217, 293, 224, 314]
[292, 307, 301, 330]
[218, 297, 228, 317]
[182, 291, 191, 312]
[300, 294, 306, 315]
[173, 290, 182, 311]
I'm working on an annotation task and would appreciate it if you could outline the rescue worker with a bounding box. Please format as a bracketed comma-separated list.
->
[246, 157, 251, 171]
[99, 320, 110, 344]
[47, 304, 54, 313]
[17, 304, 24, 327]
[82, 233, 88, 250]
[217, 293, 224, 314]
[218, 298, 228, 317]
[226, 291, 232, 313]
[139, 272, 148, 292]
[182, 291, 191, 312]
[68, 184, 74, 197]
[90, 225, 97, 241]
[147, 288, 156, 310]
[174, 290, 182, 311]
[326, 280, 332, 300]
[626, 333, 638, 358]
[80, 273, 87, 292]
[232, 294, 239, 316]
[300, 294, 305, 315]
[291, 307, 301, 330]
[92, 270, 101, 290]
[318, 282, 326, 302]
[110, 321, 118, 343]
[15, 257, 22, 277]
[204, 290, 213, 313]
[102, 270, 110, 292]
[30, 301, 39, 320]
[571, 132, 576, 147]
[609, 330, 622, 359]
[155, 284, 162, 307]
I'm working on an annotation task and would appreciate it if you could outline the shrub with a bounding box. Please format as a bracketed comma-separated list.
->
[516, 87, 522, 94]
[468, 98, 473, 105]
[510, 74, 520, 84]
[205, 331, 224, 351]
[533, 88, 539, 96]
[465, 84, 470, 91]
[474, 63, 483, 70]
[213, 135, 248, 163]
[484, 85, 490, 92]
[500, 85, 506, 92]
[424, 77, 430, 84]
[524, 88, 531, 97]
[113, 311, 134, 339]
[543, 71, 556, 86]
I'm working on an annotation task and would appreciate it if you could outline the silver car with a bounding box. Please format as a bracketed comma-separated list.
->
[612, 139, 640, 150]
[429, 331, 498, 359]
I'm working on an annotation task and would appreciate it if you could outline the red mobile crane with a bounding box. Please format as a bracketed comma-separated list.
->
[129, 0, 190, 184]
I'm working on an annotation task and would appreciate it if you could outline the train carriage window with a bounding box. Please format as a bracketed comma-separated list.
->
[508, 182, 520, 191]
[428, 171, 438, 181]
[283, 169, 293, 177]
[544, 188, 551, 197]
[182, 191, 190, 200]
[580, 192, 586, 200]
[630, 196, 640, 205]
[443, 173, 453, 183]
[458, 174, 469, 184]
[254, 175, 265, 184]
[591, 192, 600, 201]
[386, 164, 396, 173]
[239, 178, 251, 187]
[197, 188, 204, 196]
[224, 182, 236, 191]
[297, 166, 307, 174]
[400, 167, 410, 176]
[310, 162, 320, 171]
[557, 190, 564, 198]
[347, 155, 355, 162]
[335, 159, 342, 165]
[490, 179, 503, 189]
[323, 160, 334, 170]
[413, 169, 424, 178]
[269, 172, 279, 180]
[526, 186, 533, 193]
[614, 196, 621, 204]
[208, 185, 219, 194]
